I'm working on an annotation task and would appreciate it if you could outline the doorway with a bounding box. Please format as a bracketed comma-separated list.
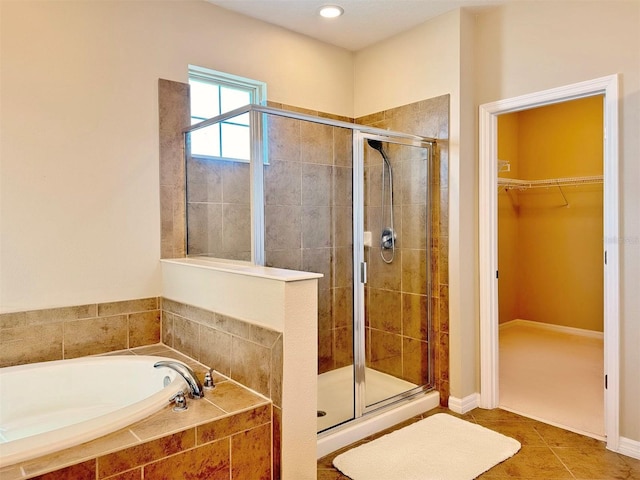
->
[478, 75, 620, 451]
[497, 96, 604, 438]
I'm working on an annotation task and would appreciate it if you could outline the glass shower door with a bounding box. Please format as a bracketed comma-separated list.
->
[358, 134, 434, 413]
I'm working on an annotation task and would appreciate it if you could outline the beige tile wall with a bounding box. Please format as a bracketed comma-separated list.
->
[186, 156, 252, 261]
[160, 298, 283, 480]
[161, 298, 283, 407]
[263, 103, 354, 375]
[159, 79, 189, 259]
[0, 298, 160, 368]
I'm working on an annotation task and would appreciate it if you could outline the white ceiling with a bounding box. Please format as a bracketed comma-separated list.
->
[205, 0, 505, 51]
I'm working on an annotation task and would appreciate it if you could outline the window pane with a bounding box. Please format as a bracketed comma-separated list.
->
[190, 123, 221, 158]
[220, 86, 251, 114]
[221, 123, 250, 160]
[190, 79, 220, 120]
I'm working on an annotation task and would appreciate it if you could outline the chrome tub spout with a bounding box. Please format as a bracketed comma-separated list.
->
[154, 361, 204, 399]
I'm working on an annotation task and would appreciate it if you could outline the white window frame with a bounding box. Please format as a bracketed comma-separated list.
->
[188, 65, 267, 163]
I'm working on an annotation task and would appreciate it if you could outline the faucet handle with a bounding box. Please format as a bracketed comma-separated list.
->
[169, 391, 188, 411]
[203, 370, 215, 390]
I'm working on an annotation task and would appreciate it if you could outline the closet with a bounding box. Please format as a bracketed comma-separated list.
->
[496, 95, 605, 439]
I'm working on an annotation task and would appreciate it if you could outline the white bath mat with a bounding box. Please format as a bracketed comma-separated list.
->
[332, 413, 521, 480]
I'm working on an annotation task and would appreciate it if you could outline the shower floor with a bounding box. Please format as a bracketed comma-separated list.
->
[317, 366, 418, 432]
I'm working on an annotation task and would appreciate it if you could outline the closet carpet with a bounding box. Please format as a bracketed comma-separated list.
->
[499, 321, 604, 439]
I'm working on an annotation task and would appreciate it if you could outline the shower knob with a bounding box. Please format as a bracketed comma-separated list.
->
[381, 227, 396, 249]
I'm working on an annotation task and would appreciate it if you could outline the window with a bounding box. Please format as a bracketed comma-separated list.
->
[188, 65, 267, 162]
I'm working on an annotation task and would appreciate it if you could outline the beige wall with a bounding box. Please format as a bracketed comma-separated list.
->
[0, 0, 353, 313]
[475, 1, 640, 442]
[353, 10, 460, 118]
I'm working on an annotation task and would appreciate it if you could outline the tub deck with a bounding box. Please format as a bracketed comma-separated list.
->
[0, 345, 272, 480]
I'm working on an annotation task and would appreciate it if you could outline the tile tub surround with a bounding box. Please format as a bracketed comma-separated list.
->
[160, 298, 283, 407]
[0, 297, 161, 368]
[160, 258, 320, 479]
[0, 346, 272, 480]
[160, 297, 284, 480]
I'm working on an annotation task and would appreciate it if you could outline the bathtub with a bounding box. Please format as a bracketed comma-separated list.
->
[0, 355, 187, 468]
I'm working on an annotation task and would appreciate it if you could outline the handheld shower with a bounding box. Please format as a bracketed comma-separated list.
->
[367, 139, 396, 264]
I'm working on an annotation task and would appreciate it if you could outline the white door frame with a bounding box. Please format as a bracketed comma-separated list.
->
[478, 75, 620, 451]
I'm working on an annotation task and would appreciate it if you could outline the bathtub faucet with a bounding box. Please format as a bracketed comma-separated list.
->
[154, 361, 205, 399]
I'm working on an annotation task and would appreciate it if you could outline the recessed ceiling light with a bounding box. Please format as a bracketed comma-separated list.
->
[319, 5, 344, 18]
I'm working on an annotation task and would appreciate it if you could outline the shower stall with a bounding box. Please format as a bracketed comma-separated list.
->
[184, 104, 437, 441]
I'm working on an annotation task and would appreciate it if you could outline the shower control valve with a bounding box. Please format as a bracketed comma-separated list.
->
[381, 227, 396, 250]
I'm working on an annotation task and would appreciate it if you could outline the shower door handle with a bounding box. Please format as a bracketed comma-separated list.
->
[360, 262, 367, 284]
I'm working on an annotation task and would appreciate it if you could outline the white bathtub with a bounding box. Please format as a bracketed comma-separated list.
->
[0, 355, 187, 468]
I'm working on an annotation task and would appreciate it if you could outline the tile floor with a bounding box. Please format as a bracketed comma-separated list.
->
[318, 407, 640, 479]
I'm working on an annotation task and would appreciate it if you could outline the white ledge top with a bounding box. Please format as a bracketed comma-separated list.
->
[161, 257, 323, 282]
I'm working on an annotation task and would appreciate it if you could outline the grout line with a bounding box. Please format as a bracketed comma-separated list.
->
[548, 446, 578, 479]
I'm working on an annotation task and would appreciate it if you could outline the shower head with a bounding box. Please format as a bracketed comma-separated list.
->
[367, 139, 391, 166]
[367, 139, 384, 153]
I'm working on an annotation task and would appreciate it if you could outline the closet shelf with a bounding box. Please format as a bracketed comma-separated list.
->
[498, 175, 603, 190]
[498, 175, 603, 208]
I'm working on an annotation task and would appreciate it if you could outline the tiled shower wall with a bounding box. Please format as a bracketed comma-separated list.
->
[357, 95, 450, 404]
[262, 104, 354, 375]
[186, 158, 251, 260]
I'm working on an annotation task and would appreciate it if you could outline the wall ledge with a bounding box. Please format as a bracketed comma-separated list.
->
[161, 257, 322, 283]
